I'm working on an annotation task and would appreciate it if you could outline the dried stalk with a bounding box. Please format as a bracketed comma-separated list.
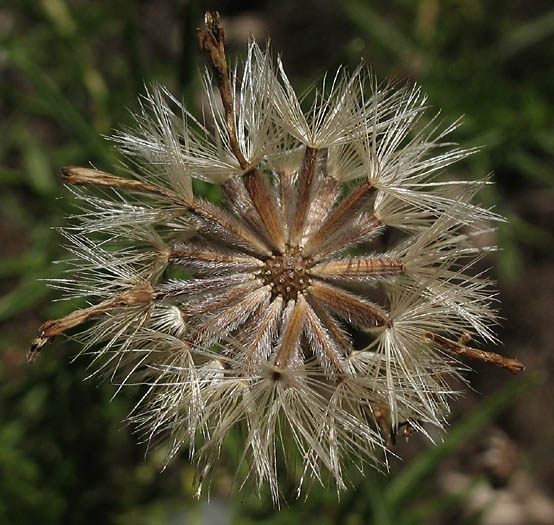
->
[424, 332, 525, 374]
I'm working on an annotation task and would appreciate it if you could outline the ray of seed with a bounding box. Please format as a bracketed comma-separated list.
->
[169, 244, 263, 275]
[189, 199, 272, 256]
[180, 281, 261, 320]
[216, 297, 272, 361]
[303, 300, 348, 376]
[241, 296, 284, 373]
[314, 213, 383, 260]
[28, 284, 156, 361]
[305, 298, 353, 356]
[302, 180, 375, 257]
[299, 175, 343, 248]
[277, 170, 295, 244]
[155, 273, 256, 299]
[311, 257, 405, 283]
[222, 176, 277, 250]
[307, 281, 388, 328]
[191, 285, 271, 346]
[243, 169, 286, 252]
[423, 332, 524, 374]
[61, 166, 190, 205]
[290, 146, 319, 246]
[223, 294, 270, 344]
[274, 298, 306, 369]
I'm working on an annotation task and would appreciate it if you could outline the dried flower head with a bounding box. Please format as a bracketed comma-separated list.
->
[30, 12, 523, 501]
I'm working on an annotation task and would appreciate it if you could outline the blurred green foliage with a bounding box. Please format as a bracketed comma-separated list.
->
[0, 1, 551, 523]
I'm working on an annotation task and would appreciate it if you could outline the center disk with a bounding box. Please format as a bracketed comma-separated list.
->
[262, 247, 313, 301]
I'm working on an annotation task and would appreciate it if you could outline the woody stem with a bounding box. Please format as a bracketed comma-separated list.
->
[196, 11, 248, 170]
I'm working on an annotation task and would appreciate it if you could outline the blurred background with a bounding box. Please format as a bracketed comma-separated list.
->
[1, 1, 553, 523]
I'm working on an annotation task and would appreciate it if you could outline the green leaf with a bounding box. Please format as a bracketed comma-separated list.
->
[3, 46, 113, 165]
[0, 266, 63, 321]
[20, 133, 56, 196]
[342, 1, 417, 61]
[490, 8, 554, 62]
[509, 150, 554, 189]
[404, 476, 484, 524]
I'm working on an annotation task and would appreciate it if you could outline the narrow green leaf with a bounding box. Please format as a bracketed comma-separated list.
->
[404, 476, 484, 524]
[0, 263, 65, 321]
[20, 134, 56, 196]
[3, 46, 113, 165]
[491, 8, 554, 62]
[364, 470, 393, 525]
[342, 1, 417, 61]
[509, 150, 554, 189]
[40, 0, 77, 37]
[0, 254, 45, 279]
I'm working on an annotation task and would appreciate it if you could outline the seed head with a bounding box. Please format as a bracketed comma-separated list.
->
[30, 12, 523, 502]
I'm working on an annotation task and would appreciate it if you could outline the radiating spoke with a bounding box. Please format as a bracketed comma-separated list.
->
[277, 170, 294, 244]
[306, 298, 353, 356]
[314, 213, 382, 259]
[424, 332, 524, 374]
[303, 299, 349, 376]
[241, 296, 284, 373]
[303, 180, 374, 257]
[307, 281, 388, 328]
[290, 146, 319, 245]
[181, 281, 261, 319]
[155, 273, 256, 299]
[243, 169, 286, 252]
[169, 243, 263, 275]
[60, 166, 190, 205]
[300, 175, 342, 248]
[189, 199, 272, 256]
[222, 176, 278, 251]
[311, 257, 404, 283]
[273, 298, 306, 369]
[191, 285, 271, 346]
